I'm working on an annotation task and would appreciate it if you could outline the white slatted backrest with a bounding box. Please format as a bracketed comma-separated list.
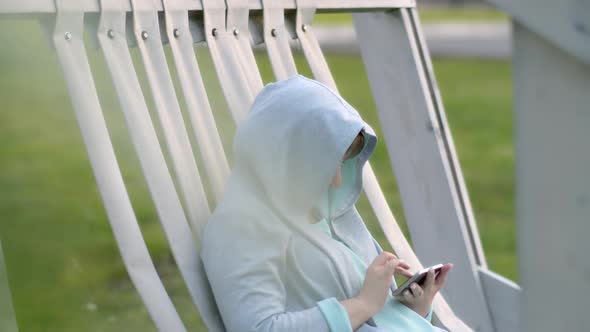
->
[1, 0, 497, 331]
[52, 3, 188, 329]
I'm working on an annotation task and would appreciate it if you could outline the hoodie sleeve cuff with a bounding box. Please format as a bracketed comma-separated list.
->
[317, 298, 353, 332]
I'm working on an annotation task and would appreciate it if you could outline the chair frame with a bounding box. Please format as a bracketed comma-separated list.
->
[0, 0, 527, 331]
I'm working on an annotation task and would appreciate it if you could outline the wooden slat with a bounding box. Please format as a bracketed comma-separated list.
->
[162, 0, 230, 205]
[487, 0, 590, 66]
[0, 0, 414, 14]
[99, 0, 212, 328]
[294, 0, 337, 89]
[353, 9, 494, 331]
[53, 3, 186, 330]
[407, 9, 488, 268]
[131, 0, 210, 237]
[226, 0, 265, 94]
[201, 0, 259, 123]
[478, 268, 520, 332]
[161, 3, 229, 329]
[261, 0, 297, 80]
[514, 21, 590, 332]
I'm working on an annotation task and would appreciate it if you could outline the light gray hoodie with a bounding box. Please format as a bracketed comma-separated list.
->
[201, 75, 391, 331]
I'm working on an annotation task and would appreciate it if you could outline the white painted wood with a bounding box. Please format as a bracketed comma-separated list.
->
[0, 239, 18, 332]
[408, 9, 488, 269]
[478, 268, 520, 332]
[53, 4, 186, 330]
[485, 0, 590, 66]
[0, 2, 522, 331]
[201, 0, 256, 123]
[353, 9, 494, 332]
[130, 0, 211, 237]
[513, 21, 590, 332]
[98, 1, 218, 329]
[0, 0, 415, 14]
[162, 0, 230, 204]
[226, 0, 264, 94]
[160, 2, 229, 329]
[294, 0, 338, 89]
[262, 0, 297, 80]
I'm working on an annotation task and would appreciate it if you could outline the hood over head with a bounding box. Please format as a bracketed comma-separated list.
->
[201, 77, 385, 330]
[232, 75, 377, 220]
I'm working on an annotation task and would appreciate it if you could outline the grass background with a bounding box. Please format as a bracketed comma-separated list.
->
[0, 8, 514, 332]
[314, 7, 507, 25]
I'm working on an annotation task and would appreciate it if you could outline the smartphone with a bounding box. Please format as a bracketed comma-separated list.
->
[391, 264, 444, 298]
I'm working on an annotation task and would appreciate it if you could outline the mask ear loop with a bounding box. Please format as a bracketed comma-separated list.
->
[327, 186, 333, 223]
[327, 186, 336, 236]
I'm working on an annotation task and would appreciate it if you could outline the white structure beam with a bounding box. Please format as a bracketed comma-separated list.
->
[514, 21, 590, 332]
[0, 0, 414, 14]
[354, 9, 495, 331]
[486, 0, 590, 66]
[478, 268, 520, 332]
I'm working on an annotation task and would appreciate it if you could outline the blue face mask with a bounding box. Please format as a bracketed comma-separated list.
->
[316, 156, 359, 222]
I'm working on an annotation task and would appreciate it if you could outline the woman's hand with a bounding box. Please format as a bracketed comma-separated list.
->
[357, 252, 412, 316]
[395, 263, 453, 317]
[341, 252, 412, 330]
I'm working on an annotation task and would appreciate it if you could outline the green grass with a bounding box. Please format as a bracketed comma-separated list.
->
[0, 20, 514, 331]
[313, 7, 508, 25]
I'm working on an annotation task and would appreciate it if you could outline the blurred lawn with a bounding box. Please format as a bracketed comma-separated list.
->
[0, 16, 514, 332]
[314, 7, 508, 25]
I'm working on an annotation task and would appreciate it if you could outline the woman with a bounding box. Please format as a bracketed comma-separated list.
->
[201, 75, 453, 331]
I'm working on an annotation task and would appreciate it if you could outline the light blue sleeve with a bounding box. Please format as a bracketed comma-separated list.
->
[202, 219, 336, 332]
[425, 305, 433, 321]
[317, 298, 353, 332]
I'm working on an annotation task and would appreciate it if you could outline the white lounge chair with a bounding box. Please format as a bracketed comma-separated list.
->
[0, 0, 531, 331]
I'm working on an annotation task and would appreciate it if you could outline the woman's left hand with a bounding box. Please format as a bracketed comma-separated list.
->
[395, 263, 453, 317]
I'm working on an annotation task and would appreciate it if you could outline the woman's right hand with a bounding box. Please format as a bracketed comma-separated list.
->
[357, 252, 412, 316]
[341, 252, 412, 329]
